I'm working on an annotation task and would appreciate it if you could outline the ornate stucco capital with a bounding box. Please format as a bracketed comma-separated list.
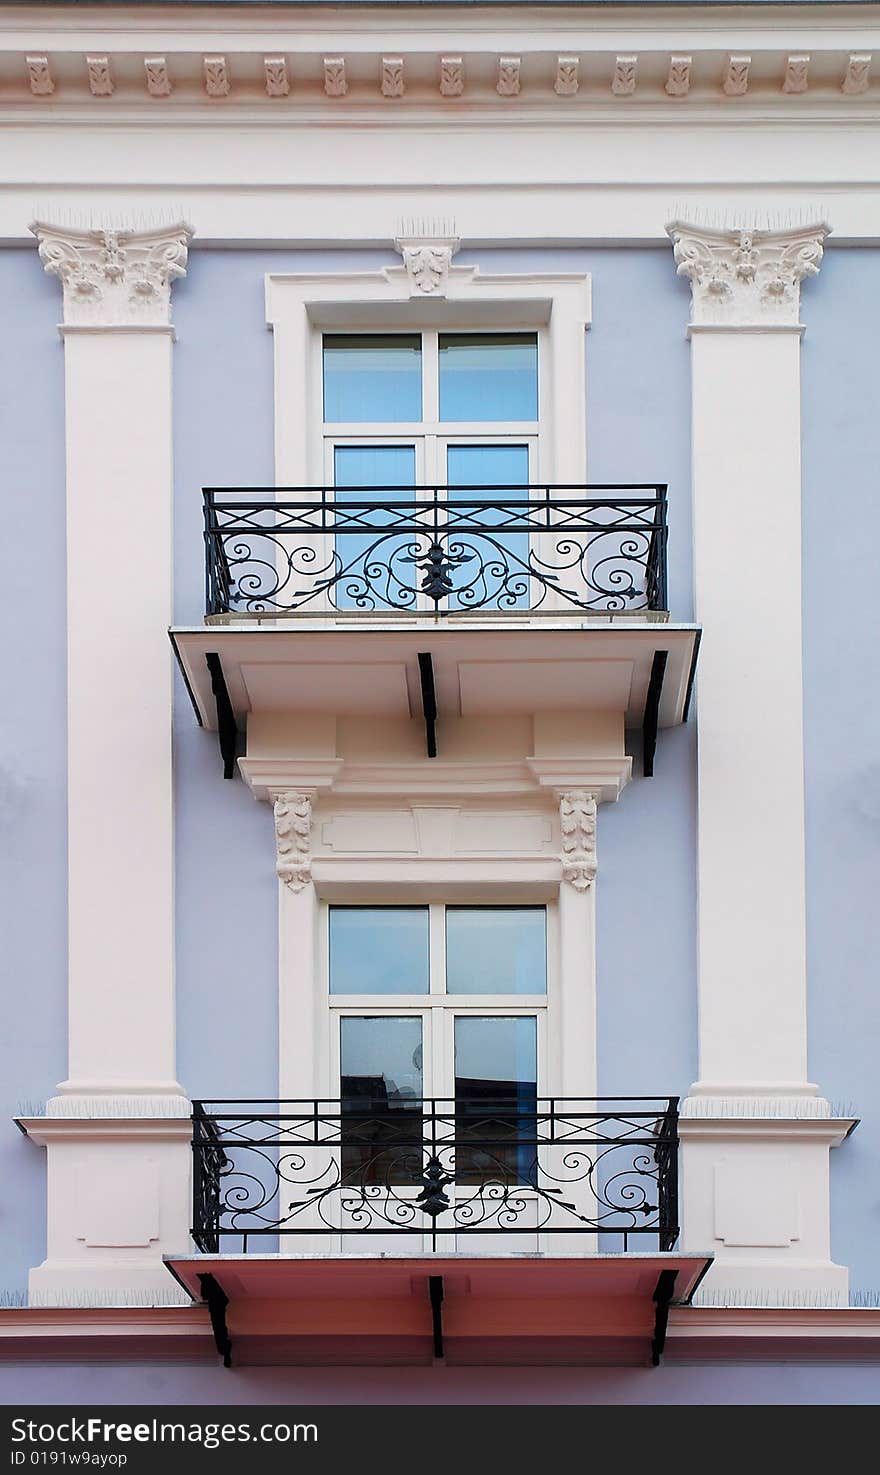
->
[272, 791, 313, 893]
[394, 225, 460, 297]
[30, 219, 194, 327]
[558, 790, 598, 892]
[666, 219, 830, 328]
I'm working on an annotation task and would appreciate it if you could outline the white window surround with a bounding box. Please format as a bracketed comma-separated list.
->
[277, 799, 597, 1107]
[265, 259, 591, 486]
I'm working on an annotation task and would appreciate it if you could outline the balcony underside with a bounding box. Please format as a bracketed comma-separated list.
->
[171, 623, 700, 765]
[165, 1253, 712, 1368]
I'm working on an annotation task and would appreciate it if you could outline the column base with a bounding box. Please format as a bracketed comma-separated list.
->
[18, 1110, 193, 1308]
[679, 1101, 857, 1307]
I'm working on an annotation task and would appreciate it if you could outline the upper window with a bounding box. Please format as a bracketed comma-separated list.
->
[322, 331, 538, 427]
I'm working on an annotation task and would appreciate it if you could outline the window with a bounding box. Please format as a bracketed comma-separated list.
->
[329, 904, 547, 1185]
[322, 330, 539, 611]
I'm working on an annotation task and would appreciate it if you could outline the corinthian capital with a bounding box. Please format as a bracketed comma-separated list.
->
[273, 792, 312, 893]
[559, 790, 598, 892]
[666, 219, 830, 327]
[30, 219, 194, 327]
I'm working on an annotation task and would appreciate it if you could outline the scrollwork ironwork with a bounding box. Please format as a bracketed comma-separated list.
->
[190, 1097, 680, 1254]
[202, 486, 668, 617]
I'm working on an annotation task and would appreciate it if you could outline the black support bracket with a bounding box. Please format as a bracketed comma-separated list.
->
[650, 1268, 678, 1367]
[418, 652, 438, 759]
[199, 1272, 232, 1368]
[428, 1274, 445, 1360]
[205, 652, 239, 780]
[641, 649, 669, 778]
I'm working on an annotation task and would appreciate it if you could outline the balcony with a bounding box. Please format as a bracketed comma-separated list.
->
[202, 484, 669, 619]
[172, 484, 700, 783]
[166, 1098, 712, 1367]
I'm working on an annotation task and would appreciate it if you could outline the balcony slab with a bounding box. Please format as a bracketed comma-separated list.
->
[164, 1252, 712, 1368]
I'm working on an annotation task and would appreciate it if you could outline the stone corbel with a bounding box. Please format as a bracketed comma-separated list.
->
[273, 791, 313, 892]
[666, 219, 829, 328]
[30, 219, 194, 328]
[558, 790, 598, 891]
[393, 227, 460, 297]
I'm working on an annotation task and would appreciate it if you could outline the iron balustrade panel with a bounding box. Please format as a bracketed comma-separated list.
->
[190, 1097, 680, 1254]
[202, 486, 669, 616]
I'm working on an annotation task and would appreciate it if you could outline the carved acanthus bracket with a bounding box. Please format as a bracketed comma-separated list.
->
[394, 228, 460, 297]
[558, 791, 598, 892]
[666, 219, 829, 327]
[273, 792, 313, 892]
[30, 220, 194, 327]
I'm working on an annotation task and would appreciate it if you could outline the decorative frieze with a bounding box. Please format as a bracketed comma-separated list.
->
[264, 56, 290, 98]
[559, 791, 598, 892]
[439, 56, 464, 97]
[394, 227, 460, 297]
[381, 57, 405, 99]
[666, 219, 829, 327]
[85, 56, 113, 98]
[611, 55, 638, 96]
[203, 55, 230, 98]
[665, 55, 692, 98]
[323, 56, 347, 97]
[497, 57, 521, 97]
[783, 54, 810, 94]
[842, 53, 871, 95]
[273, 792, 312, 892]
[25, 55, 54, 97]
[144, 57, 172, 98]
[554, 56, 579, 97]
[723, 55, 751, 97]
[31, 220, 193, 328]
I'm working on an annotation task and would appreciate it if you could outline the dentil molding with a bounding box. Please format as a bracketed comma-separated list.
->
[558, 790, 598, 891]
[30, 219, 194, 328]
[666, 219, 830, 328]
[273, 791, 313, 892]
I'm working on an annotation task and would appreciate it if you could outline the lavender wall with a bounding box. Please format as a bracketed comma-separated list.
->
[801, 247, 880, 1296]
[0, 251, 67, 1301]
[1, 240, 876, 1313]
[2, 1360, 879, 1406]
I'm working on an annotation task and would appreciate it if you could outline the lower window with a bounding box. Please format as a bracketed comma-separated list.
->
[329, 904, 547, 1188]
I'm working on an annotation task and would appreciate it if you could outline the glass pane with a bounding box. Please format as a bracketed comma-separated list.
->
[340, 1016, 424, 1186]
[454, 1016, 538, 1184]
[446, 443, 530, 610]
[330, 907, 428, 995]
[439, 333, 537, 422]
[323, 334, 422, 423]
[333, 445, 417, 611]
[446, 908, 546, 995]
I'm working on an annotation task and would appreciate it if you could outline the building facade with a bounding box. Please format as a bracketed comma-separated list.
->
[1, 0, 879, 1404]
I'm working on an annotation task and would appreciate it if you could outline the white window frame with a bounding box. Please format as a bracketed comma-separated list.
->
[265, 262, 591, 487]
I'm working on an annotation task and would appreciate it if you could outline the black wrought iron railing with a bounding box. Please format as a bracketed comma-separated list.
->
[203, 485, 668, 616]
[191, 1097, 680, 1254]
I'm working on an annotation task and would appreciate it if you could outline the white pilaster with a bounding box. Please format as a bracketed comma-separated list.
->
[274, 791, 323, 1102]
[24, 220, 194, 1303]
[668, 218, 851, 1301]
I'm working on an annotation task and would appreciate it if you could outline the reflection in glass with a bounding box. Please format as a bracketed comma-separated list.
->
[333, 445, 416, 611]
[340, 1016, 423, 1185]
[454, 1016, 538, 1184]
[329, 906, 429, 995]
[439, 333, 538, 422]
[446, 443, 530, 610]
[323, 334, 422, 423]
[446, 907, 546, 996]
